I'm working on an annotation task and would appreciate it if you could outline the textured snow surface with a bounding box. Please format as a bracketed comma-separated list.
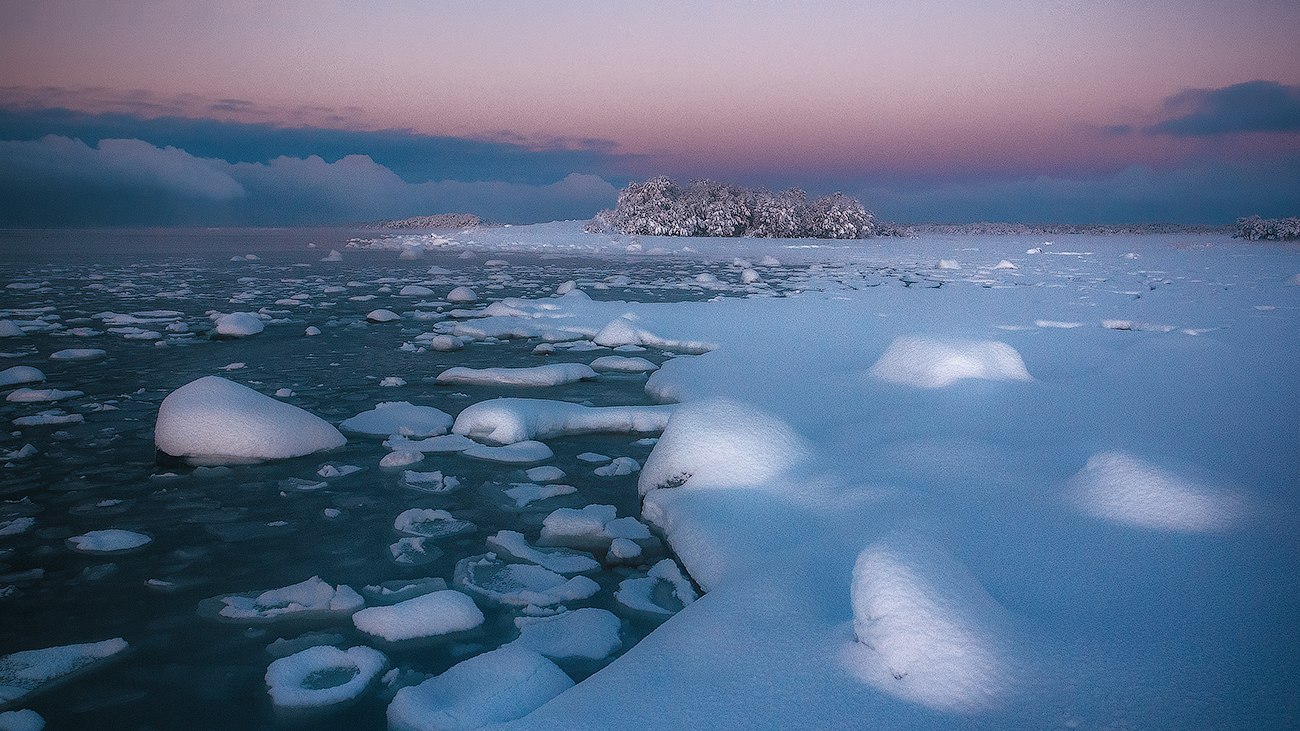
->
[154, 376, 345, 462]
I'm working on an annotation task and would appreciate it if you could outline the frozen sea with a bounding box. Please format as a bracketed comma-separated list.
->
[0, 223, 1298, 729]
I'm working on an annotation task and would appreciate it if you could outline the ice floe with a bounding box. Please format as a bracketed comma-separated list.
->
[0, 638, 129, 709]
[538, 504, 657, 555]
[0, 366, 44, 387]
[48, 348, 106, 362]
[486, 530, 601, 574]
[461, 440, 554, 464]
[352, 590, 484, 644]
[65, 529, 151, 554]
[614, 558, 697, 617]
[339, 401, 453, 438]
[453, 553, 599, 607]
[435, 363, 596, 387]
[5, 388, 82, 403]
[453, 398, 673, 445]
[502, 482, 577, 509]
[593, 456, 640, 477]
[393, 509, 476, 539]
[589, 355, 658, 373]
[203, 576, 364, 624]
[513, 608, 622, 661]
[265, 645, 387, 716]
[213, 312, 265, 337]
[155, 376, 346, 462]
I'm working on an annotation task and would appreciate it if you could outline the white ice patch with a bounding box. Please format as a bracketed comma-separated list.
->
[502, 482, 577, 509]
[393, 509, 476, 539]
[208, 576, 363, 624]
[379, 450, 423, 469]
[592, 316, 714, 354]
[0, 638, 129, 708]
[213, 312, 265, 337]
[48, 348, 106, 362]
[638, 398, 810, 496]
[868, 336, 1033, 388]
[5, 388, 82, 403]
[453, 553, 599, 607]
[486, 530, 601, 574]
[366, 309, 401, 323]
[453, 397, 673, 445]
[461, 440, 554, 464]
[524, 465, 565, 483]
[0, 709, 43, 730]
[589, 355, 658, 374]
[66, 529, 151, 554]
[1067, 451, 1251, 533]
[538, 504, 655, 555]
[352, 590, 484, 643]
[613, 558, 698, 618]
[340, 401, 453, 438]
[265, 645, 387, 715]
[513, 608, 622, 661]
[593, 456, 640, 477]
[0, 366, 45, 387]
[435, 364, 596, 388]
[387, 645, 572, 731]
[155, 376, 346, 463]
[844, 535, 1014, 713]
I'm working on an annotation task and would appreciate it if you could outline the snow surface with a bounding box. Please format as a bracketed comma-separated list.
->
[352, 590, 484, 643]
[154, 376, 346, 462]
[0, 638, 129, 708]
[512, 608, 623, 661]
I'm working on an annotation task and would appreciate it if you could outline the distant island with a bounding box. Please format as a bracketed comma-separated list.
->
[367, 213, 482, 230]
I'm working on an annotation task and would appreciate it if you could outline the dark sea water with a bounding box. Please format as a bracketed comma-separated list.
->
[0, 228, 725, 729]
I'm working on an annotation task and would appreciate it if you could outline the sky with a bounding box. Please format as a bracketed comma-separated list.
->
[1, 0, 1298, 225]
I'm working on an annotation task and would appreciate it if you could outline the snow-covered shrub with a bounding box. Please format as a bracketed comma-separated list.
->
[588, 177, 877, 239]
[1234, 215, 1300, 241]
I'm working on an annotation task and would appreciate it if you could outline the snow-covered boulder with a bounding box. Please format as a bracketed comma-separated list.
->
[387, 645, 572, 731]
[868, 336, 1033, 388]
[155, 376, 346, 463]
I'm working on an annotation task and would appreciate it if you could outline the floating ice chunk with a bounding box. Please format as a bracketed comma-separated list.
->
[638, 398, 811, 496]
[48, 348, 106, 362]
[393, 509, 475, 539]
[402, 470, 462, 493]
[361, 577, 448, 605]
[453, 398, 673, 445]
[589, 355, 658, 374]
[436, 364, 596, 388]
[845, 534, 1013, 712]
[340, 401, 453, 438]
[220, 362, 245, 371]
[869, 336, 1033, 389]
[993, 260, 1017, 270]
[352, 590, 484, 644]
[385, 433, 476, 453]
[446, 286, 478, 303]
[380, 450, 423, 468]
[13, 410, 83, 427]
[0, 322, 24, 338]
[538, 504, 655, 555]
[399, 285, 434, 296]
[426, 334, 464, 351]
[513, 608, 622, 661]
[304, 326, 321, 336]
[206, 576, 364, 624]
[524, 465, 565, 483]
[366, 309, 401, 323]
[0, 517, 36, 536]
[592, 316, 713, 354]
[155, 376, 346, 462]
[1067, 451, 1250, 533]
[614, 559, 697, 617]
[594, 456, 640, 477]
[6, 388, 82, 403]
[321, 249, 343, 262]
[387, 645, 572, 731]
[936, 259, 961, 270]
[389, 537, 442, 566]
[0, 709, 43, 730]
[741, 268, 761, 284]
[0, 638, 129, 709]
[462, 440, 554, 464]
[502, 482, 577, 509]
[606, 537, 641, 563]
[274, 388, 294, 397]
[576, 452, 610, 464]
[66, 529, 151, 554]
[0, 367, 44, 387]
[213, 312, 265, 338]
[556, 280, 576, 295]
[317, 463, 363, 479]
[453, 553, 599, 607]
[379, 377, 406, 387]
[265, 645, 387, 716]
[487, 530, 600, 574]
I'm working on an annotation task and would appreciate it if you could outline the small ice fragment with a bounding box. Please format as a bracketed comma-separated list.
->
[525, 465, 565, 483]
[66, 529, 151, 554]
[594, 457, 640, 477]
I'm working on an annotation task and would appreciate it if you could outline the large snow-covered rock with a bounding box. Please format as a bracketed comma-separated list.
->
[155, 376, 346, 463]
[453, 398, 673, 446]
[869, 336, 1033, 388]
[388, 645, 572, 731]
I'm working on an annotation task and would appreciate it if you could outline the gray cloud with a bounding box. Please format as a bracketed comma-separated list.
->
[1146, 80, 1300, 136]
[0, 135, 618, 226]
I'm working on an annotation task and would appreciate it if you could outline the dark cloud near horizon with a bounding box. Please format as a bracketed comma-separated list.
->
[1145, 80, 1300, 136]
[0, 105, 638, 185]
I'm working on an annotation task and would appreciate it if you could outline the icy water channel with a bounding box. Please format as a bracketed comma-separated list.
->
[0, 228, 809, 729]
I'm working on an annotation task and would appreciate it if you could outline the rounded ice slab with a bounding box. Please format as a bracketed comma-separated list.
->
[513, 608, 622, 661]
[453, 553, 599, 607]
[0, 638, 129, 710]
[49, 348, 106, 362]
[265, 645, 387, 716]
[340, 401, 453, 438]
[352, 590, 484, 644]
[869, 336, 1033, 388]
[66, 529, 151, 554]
[213, 312, 264, 337]
[155, 376, 346, 463]
[435, 364, 596, 388]
[0, 366, 45, 387]
[387, 645, 572, 731]
[204, 576, 363, 624]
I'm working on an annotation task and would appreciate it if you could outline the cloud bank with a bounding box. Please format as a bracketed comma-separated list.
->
[0, 135, 619, 226]
[1146, 80, 1300, 137]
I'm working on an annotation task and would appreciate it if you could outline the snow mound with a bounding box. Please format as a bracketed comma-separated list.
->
[0, 366, 45, 387]
[453, 397, 673, 445]
[387, 645, 572, 731]
[206, 576, 363, 624]
[366, 309, 401, 323]
[352, 590, 484, 643]
[446, 286, 478, 303]
[845, 534, 1014, 712]
[66, 529, 150, 554]
[0, 638, 129, 709]
[265, 645, 387, 716]
[638, 398, 811, 496]
[435, 364, 596, 388]
[340, 401, 453, 438]
[592, 316, 714, 354]
[1067, 451, 1250, 533]
[155, 376, 346, 463]
[589, 355, 658, 373]
[461, 440, 554, 464]
[513, 608, 622, 661]
[869, 336, 1033, 388]
[487, 530, 601, 574]
[453, 553, 599, 607]
[213, 312, 264, 337]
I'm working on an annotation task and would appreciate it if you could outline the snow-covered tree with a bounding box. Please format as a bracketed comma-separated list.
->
[1234, 215, 1300, 241]
[804, 192, 874, 239]
[750, 188, 808, 238]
